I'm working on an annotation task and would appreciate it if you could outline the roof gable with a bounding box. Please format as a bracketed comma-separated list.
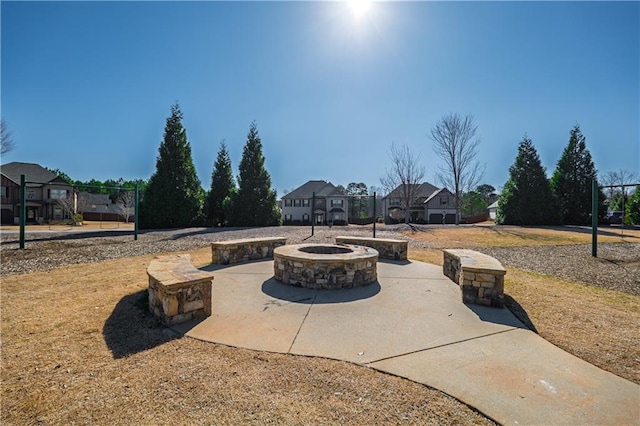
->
[0, 162, 62, 185]
[384, 182, 439, 199]
[283, 180, 342, 199]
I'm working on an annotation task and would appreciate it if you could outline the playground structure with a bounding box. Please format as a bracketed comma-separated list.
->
[591, 179, 639, 257]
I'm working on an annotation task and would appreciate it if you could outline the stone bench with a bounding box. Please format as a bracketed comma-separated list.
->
[211, 237, 287, 265]
[442, 249, 506, 308]
[147, 254, 213, 325]
[335, 236, 408, 261]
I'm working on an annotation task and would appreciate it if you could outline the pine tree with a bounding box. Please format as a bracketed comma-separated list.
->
[207, 141, 235, 226]
[230, 122, 281, 226]
[550, 125, 605, 225]
[140, 103, 204, 229]
[497, 136, 558, 225]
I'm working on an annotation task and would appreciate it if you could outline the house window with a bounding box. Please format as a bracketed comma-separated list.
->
[441, 198, 448, 205]
[294, 199, 301, 207]
[26, 189, 36, 200]
[284, 199, 292, 207]
[284, 214, 292, 222]
[330, 199, 343, 207]
[0, 186, 7, 198]
[302, 213, 309, 222]
[53, 206, 63, 219]
[50, 189, 68, 200]
[302, 199, 310, 207]
[390, 200, 400, 206]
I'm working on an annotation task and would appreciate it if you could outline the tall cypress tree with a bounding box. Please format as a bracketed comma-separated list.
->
[550, 125, 605, 225]
[230, 122, 281, 226]
[207, 141, 235, 226]
[497, 136, 558, 225]
[140, 103, 204, 229]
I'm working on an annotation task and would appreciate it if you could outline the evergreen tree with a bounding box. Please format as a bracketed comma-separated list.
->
[207, 141, 235, 226]
[625, 187, 640, 225]
[140, 103, 204, 229]
[497, 136, 558, 225]
[550, 125, 605, 225]
[229, 122, 281, 226]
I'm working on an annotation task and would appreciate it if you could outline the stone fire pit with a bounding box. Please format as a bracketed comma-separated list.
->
[273, 244, 378, 289]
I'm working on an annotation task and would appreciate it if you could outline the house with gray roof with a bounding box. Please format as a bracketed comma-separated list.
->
[281, 180, 349, 225]
[382, 182, 456, 224]
[1, 162, 74, 224]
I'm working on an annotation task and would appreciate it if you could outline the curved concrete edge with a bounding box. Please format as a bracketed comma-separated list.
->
[173, 259, 640, 426]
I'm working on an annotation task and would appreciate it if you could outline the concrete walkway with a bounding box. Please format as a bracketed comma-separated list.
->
[173, 260, 640, 425]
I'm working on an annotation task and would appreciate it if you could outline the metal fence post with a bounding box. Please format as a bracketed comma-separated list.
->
[20, 174, 26, 249]
[134, 183, 139, 241]
[591, 179, 598, 257]
[373, 192, 376, 238]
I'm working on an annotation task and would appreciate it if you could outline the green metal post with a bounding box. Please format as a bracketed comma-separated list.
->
[591, 179, 598, 257]
[20, 174, 26, 249]
[373, 192, 376, 238]
[311, 192, 315, 237]
[134, 183, 139, 241]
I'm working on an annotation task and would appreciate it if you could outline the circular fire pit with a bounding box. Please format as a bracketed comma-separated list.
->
[273, 244, 378, 289]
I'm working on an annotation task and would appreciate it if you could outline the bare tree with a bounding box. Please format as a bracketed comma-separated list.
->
[430, 113, 485, 224]
[1, 118, 15, 156]
[116, 190, 135, 223]
[55, 191, 78, 222]
[380, 142, 425, 224]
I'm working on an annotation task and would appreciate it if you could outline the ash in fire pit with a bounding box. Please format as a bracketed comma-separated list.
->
[273, 244, 378, 289]
[298, 245, 353, 255]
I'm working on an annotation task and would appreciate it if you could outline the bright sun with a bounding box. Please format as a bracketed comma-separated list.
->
[348, 0, 372, 20]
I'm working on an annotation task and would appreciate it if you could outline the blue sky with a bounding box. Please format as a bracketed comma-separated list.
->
[2, 1, 638, 195]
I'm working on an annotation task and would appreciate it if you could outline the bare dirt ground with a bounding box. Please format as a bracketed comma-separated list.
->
[1, 224, 639, 424]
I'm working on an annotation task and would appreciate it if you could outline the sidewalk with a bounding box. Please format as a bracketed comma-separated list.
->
[174, 260, 640, 425]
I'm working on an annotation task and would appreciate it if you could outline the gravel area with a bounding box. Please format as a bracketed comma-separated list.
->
[2, 225, 638, 295]
[478, 243, 640, 295]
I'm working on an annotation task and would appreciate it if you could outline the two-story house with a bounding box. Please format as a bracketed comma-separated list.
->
[382, 182, 456, 224]
[1, 162, 75, 224]
[281, 180, 349, 226]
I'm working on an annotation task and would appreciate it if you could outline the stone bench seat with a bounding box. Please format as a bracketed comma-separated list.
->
[211, 237, 287, 265]
[335, 236, 407, 261]
[147, 254, 213, 325]
[442, 249, 506, 308]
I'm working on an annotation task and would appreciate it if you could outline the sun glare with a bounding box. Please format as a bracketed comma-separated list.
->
[348, 0, 372, 20]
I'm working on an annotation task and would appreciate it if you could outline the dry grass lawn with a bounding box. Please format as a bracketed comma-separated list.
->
[1, 248, 492, 425]
[3, 225, 639, 424]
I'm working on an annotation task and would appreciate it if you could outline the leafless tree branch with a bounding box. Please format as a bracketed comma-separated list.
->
[430, 113, 485, 224]
[1, 118, 15, 156]
[380, 142, 425, 223]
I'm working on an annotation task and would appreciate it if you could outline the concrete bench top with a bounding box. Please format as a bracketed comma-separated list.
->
[335, 236, 407, 244]
[211, 237, 287, 246]
[443, 249, 506, 275]
[147, 254, 212, 287]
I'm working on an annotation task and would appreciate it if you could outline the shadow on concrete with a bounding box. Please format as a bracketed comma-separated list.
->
[503, 295, 538, 333]
[199, 258, 273, 272]
[378, 259, 411, 266]
[261, 277, 381, 304]
[103, 289, 189, 359]
[465, 301, 529, 330]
